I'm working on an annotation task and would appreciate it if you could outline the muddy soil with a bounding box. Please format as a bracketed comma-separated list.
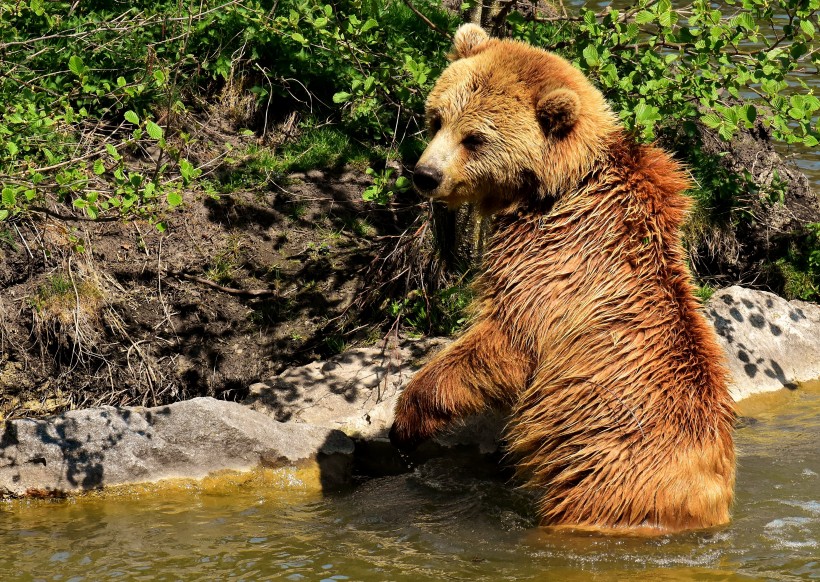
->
[0, 168, 422, 419]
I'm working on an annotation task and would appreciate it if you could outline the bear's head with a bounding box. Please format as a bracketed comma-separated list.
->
[413, 24, 618, 215]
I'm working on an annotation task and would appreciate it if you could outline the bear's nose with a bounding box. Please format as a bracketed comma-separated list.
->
[413, 165, 442, 193]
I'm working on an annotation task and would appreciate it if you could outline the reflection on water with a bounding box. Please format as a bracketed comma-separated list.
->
[2, 383, 818, 581]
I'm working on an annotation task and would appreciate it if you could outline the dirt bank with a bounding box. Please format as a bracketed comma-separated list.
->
[0, 168, 419, 419]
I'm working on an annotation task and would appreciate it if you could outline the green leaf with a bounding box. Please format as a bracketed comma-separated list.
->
[167, 191, 183, 208]
[738, 104, 757, 125]
[68, 55, 85, 76]
[124, 110, 140, 125]
[634, 102, 661, 124]
[360, 18, 378, 33]
[1, 187, 16, 207]
[332, 92, 351, 103]
[634, 10, 655, 24]
[117, 76, 127, 87]
[291, 32, 307, 44]
[658, 10, 677, 28]
[93, 159, 105, 175]
[718, 124, 735, 140]
[145, 120, 163, 140]
[582, 45, 599, 66]
[801, 19, 816, 38]
[789, 107, 806, 120]
[6, 142, 18, 157]
[0, 209, 9, 221]
[153, 70, 166, 85]
[731, 12, 756, 31]
[803, 135, 819, 147]
[701, 113, 722, 129]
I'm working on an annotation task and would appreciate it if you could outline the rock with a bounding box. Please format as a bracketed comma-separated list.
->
[704, 286, 820, 400]
[245, 337, 513, 456]
[244, 338, 450, 440]
[247, 286, 820, 456]
[0, 397, 353, 498]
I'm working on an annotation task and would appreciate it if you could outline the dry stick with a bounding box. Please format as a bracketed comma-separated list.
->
[66, 256, 86, 370]
[255, 63, 275, 138]
[401, 0, 451, 38]
[175, 272, 277, 297]
[156, 236, 177, 333]
[13, 224, 34, 259]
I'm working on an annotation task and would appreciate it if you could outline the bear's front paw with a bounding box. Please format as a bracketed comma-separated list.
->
[388, 420, 427, 451]
[389, 390, 451, 451]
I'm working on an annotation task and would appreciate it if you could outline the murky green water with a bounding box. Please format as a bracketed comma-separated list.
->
[2, 383, 818, 581]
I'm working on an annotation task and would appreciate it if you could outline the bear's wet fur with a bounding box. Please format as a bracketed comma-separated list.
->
[390, 24, 735, 533]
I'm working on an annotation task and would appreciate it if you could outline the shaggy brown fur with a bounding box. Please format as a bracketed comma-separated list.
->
[390, 25, 735, 533]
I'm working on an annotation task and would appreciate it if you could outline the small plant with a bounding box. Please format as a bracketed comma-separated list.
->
[694, 283, 716, 303]
[0, 228, 17, 251]
[774, 258, 818, 301]
[39, 275, 73, 301]
[325, 334, 348, 354]
[390, 285, 474, 336]
[362, 168, 412, 205]
[286, 201, 310, 221]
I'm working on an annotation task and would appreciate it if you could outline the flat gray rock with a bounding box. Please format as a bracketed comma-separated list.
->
[244, 338, 450, 439]
[249, 287, 820, 449]
[704, 286, 820, 400]
[0, 397, 353, 498]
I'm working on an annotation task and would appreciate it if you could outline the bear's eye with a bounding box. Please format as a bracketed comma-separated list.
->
[429, 115, 442, 135]
[462, 133, 485, 151]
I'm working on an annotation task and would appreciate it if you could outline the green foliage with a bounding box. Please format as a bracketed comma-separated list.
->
[0, 0, 205, 226]
[389, 285, 474, 336]
[3, 0, 819, 326]
[771, 223, 820, 300]
[362, 168, 412, 205]
[507, 0, 820, 145]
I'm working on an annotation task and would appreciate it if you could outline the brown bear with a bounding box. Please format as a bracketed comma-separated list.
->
[390, 24, 736, 533]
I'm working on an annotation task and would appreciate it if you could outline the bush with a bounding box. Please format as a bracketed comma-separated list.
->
[2, 0, 818, 304]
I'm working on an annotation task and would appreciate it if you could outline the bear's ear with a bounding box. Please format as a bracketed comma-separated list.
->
[451, 24, 490, 60]
[536, 88, 581, 137]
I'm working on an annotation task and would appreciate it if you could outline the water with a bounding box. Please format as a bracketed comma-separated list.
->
[2, 382, 818, 581]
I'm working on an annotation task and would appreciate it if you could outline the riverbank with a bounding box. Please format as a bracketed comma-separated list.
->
[0, 168, 410, 419]
[2, 285, 820, 499]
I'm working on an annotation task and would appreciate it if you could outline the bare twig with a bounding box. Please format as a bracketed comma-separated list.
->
[175, 271, 277, 297]
[400, 0, 452, 39]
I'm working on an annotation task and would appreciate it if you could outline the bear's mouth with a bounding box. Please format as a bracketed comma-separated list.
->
[432, 183, 472, 208]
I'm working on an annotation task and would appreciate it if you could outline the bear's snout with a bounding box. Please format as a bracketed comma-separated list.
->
[412, 165, 442, 193]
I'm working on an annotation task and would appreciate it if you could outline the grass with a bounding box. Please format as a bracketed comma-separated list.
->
[0, 229, 18, 251]
[213, 124, 384, 194]
[694, 283, 716, 303]
[277, 126, 377, 174]
[773, 258, 819, 301]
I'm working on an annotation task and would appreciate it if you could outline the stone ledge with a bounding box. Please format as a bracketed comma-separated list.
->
[0, 397, 353, 498]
